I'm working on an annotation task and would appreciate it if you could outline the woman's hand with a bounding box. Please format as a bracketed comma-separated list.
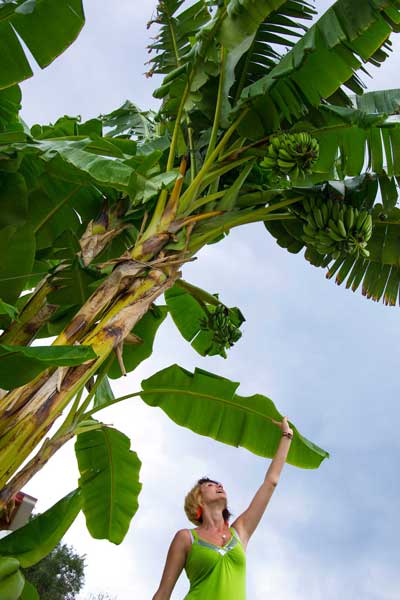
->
[271, 415, 293, 437]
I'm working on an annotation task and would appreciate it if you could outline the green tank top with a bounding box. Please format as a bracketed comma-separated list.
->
[183, 526, 246, 599]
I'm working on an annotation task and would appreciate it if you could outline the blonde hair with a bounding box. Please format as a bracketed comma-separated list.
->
[184, 482, 203, 525]
[184, 478, 232, 526]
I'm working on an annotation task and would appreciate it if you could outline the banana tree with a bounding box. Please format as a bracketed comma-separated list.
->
[1, 0, 400, 596]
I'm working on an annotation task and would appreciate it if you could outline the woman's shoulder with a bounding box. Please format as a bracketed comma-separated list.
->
[173, 528, 194, 550]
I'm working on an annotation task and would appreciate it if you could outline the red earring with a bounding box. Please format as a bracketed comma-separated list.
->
[195, 506, 203, 520]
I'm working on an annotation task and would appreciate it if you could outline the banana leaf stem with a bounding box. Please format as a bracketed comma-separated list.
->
[176, 279, 220, 306]
[179, 109, 250, 213]
[189, 197, 301, 252]
[161, 156, 188, 225]
[145, 81, 191, 237]
[60, 387, 84, 432]
[56, 353, 113, 435]
[187, 125, 196, 182]
[83, 391, 142, 419]
[184, 190, 226, 214]
[74, 354, 115, 423]
[172, 210, 224, 232]
[84, 387, 283, 427]
[167, 82, 189, 172]
[205, 46, 226, 162]
[197, 156, 251, 193]
[219, 135, 270, 162]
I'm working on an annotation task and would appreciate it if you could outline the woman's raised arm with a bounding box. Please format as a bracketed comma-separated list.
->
[152, 529, 190, 600]
[232, 416, 293, 549]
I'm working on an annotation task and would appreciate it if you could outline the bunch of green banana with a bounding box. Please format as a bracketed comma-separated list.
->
[261, 132, 319, 179]
[200, 305, 242, 354]
[0, 556, 25, 599]
[301, 196, 373, 259]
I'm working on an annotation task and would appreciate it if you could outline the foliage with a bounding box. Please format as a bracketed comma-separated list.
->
[0, 491, 82, 567]
[22, 542, 85, 600]
[1, 0, 400, 576]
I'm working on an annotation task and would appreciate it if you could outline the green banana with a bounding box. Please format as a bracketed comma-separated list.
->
[304, 224, 317, 237]
[344, 206, 355, 231]
[313, 208, 324, 228]
[332, 203, 340, 221]
[355, 210, 369, 231]
[337, 219, 347, 238]
[321, 203, 329, 224]
[327, 227, 344, 242]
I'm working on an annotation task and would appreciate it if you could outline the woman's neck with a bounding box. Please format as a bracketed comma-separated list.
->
[200, 507, 227, 531]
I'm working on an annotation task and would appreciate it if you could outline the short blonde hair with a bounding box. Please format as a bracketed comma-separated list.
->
[184, 482, 203, 525]
[184, 478, 232, 526]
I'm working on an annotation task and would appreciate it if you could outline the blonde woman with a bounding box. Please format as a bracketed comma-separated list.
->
[152, 416, 293, 599]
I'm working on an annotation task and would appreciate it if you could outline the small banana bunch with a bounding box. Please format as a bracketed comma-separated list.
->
[302, 197, 373, 259]
[261, 132, 319, 179]
[200, 305, 242, 355]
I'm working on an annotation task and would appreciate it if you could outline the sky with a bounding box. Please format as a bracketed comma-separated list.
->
[12, 1, 400, 598]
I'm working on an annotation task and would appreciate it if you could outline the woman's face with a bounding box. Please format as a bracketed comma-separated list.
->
[200, 480, 227, 506]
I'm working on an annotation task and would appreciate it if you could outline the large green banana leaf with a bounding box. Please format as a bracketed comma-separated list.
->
[0, 490, 81, 567]
[0, 0, 85, 90]
[229, 0, 316, 103]
[19, 580, 39, 600]
[0, 86, 23, 139]
[302, 96, 400, 179]
[101, 101, 156, 141]
[140, 364, 329, 469]
[0, 124, 174, 304]
[75, 424, 142, 544]
[0, 224, 35, 305]
[0, 344, 96, 389]
[235, 0, 400, 134]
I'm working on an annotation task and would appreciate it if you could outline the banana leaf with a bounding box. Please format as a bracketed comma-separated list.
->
[235, 0, 400, 133]
[0, 344, 97, 389]
[0, 0, 85, 90]
[0, 490, 81, 567]
[75, 424, 142, 544]
[19, 581, 39, 600]
[140, 364, 329, 468]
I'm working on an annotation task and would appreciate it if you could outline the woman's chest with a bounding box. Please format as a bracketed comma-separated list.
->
[186, 537, 246, 573]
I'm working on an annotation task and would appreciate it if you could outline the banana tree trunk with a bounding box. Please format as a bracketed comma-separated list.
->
[0, 257, 180, 509]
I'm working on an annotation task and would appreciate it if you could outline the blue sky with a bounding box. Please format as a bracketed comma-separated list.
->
[17, 2, 400, 598]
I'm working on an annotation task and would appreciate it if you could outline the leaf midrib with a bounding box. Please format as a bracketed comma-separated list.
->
[142, 386, 276, 424]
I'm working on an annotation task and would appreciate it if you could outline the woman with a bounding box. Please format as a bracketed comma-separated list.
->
[152, 416, 294, 599]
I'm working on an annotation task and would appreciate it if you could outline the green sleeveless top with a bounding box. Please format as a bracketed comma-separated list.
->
[183, 526, 246, 599]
